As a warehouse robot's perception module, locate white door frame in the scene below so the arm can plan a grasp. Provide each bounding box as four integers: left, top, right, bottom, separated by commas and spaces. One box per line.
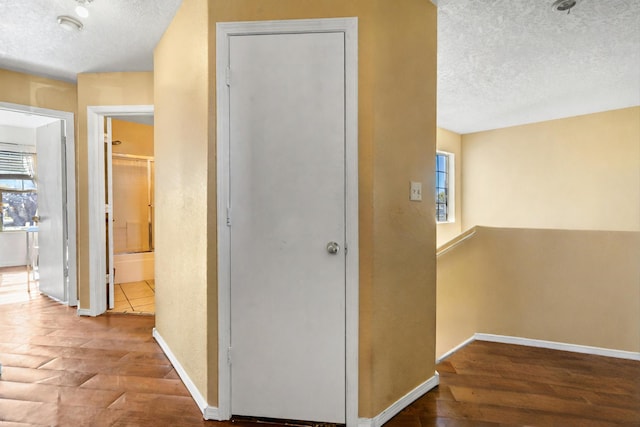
216, 18, 359, 425
86, 105, 153, 316
0, 101, 77, 307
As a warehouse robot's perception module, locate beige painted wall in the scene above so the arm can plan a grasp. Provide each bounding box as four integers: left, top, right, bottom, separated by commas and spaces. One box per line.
436, 127, 462, 247
437, 226, 640, 358
76, 72, 154, 308
369, 0, 437, 417
0, 69, 77, 114
154, 0, 211, 403
112, 119, 154, 157
155, 0, 437, 418
462, 107, 640, 232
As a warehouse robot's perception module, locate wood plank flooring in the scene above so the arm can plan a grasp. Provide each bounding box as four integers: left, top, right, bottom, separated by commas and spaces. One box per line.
1, 267, 639, 426
386, 341, 640, 427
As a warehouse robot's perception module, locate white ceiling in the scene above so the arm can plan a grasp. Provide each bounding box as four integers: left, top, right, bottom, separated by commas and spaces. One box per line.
437, 0, 640, 133
0, 0, 182, 82
0, 0, 638, 134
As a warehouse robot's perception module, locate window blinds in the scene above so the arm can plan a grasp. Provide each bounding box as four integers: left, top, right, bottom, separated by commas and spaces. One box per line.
0, 148, 36, 192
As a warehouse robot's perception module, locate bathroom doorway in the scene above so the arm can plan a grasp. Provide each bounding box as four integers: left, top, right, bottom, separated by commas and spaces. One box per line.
107, 116, 155, 314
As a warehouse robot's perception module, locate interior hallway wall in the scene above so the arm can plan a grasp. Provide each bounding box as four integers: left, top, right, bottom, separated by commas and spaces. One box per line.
461, 107, 640, 232
437, 226, 640, 357
0, 69, 77, 114
155, 0, 437, 418
154, 0, 211, 404
369, 0, 437, 417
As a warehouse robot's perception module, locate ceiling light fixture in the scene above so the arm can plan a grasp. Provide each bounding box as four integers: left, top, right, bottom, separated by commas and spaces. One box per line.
552, 0, 577, 14
75, 5, 89, 18
57, 15, 83, 31
75, 0, 93, 18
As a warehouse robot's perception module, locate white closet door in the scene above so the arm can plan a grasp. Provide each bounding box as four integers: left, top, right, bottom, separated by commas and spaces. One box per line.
229, 31, 347, 423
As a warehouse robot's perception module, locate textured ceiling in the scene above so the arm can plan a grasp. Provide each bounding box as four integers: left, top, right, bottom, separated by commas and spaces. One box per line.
438, 0, 640, 133
0, 1, 638, 134
0, 0, 182, 82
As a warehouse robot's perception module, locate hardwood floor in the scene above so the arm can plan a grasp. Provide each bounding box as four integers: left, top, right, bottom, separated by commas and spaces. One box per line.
1, 267, 639, 426
386, 340, 640, 427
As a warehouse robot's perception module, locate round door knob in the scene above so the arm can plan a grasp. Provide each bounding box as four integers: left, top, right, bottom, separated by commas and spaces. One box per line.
326, 241, 340, 255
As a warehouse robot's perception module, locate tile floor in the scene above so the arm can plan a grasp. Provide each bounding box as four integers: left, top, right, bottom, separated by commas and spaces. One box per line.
110, 280, 155, 314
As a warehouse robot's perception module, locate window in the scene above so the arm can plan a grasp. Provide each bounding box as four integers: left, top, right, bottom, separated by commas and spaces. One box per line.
0, 146, 37, 231
436, 151, 454, 223
1, 191, 38, 230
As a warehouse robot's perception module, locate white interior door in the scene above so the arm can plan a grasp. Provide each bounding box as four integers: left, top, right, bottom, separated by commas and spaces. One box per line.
35, 120, 67, 302
229, 32, 347, 423
105, 118, 114, 309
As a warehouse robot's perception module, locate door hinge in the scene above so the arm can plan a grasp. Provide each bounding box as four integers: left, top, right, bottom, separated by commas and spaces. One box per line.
225, 67, 231, 87
344, 243, 348, 255
226, 206, 231, 227
64, 266, 69, 278
105, 273, 110, 285
227, 347, 232, 365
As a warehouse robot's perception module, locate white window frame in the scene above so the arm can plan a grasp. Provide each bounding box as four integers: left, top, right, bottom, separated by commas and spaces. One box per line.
436, 150, 455, 224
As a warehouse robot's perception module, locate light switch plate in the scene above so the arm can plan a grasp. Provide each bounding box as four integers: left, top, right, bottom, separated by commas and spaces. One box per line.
410, 181, 422, 201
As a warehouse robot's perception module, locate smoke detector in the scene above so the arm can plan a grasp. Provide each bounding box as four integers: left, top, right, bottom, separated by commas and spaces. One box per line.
552, 0, 577, 13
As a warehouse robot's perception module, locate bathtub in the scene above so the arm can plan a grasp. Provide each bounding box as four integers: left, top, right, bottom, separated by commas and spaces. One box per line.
113, 252, 154, 284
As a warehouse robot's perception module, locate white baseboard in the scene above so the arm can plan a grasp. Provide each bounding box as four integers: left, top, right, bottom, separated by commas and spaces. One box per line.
76, 308, 92, 317
152, 328, 220, 420
357, 373, 439, 427
475, 333, 640, 361
436, 335, 475, 364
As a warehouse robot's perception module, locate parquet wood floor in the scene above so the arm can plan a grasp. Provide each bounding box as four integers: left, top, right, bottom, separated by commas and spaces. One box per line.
1, 268, 638, 426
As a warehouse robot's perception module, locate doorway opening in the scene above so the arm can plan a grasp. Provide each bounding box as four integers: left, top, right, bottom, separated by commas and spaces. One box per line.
0, 102, 77, 307
86, 105, 153, 317
108, 117, 155, 314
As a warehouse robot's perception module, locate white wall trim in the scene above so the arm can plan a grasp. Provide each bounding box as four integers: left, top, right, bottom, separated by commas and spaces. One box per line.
76, 308, 92, 317
436, 335, 475, 364
440, 333, 640, 362
216, 17, 359, 426
86, 105, 153, 316
475, 333, 640, 361
0, 101, 77, 307
357, 374, 440, 427
152, 328, 220, 420
435, 150, 455, 224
